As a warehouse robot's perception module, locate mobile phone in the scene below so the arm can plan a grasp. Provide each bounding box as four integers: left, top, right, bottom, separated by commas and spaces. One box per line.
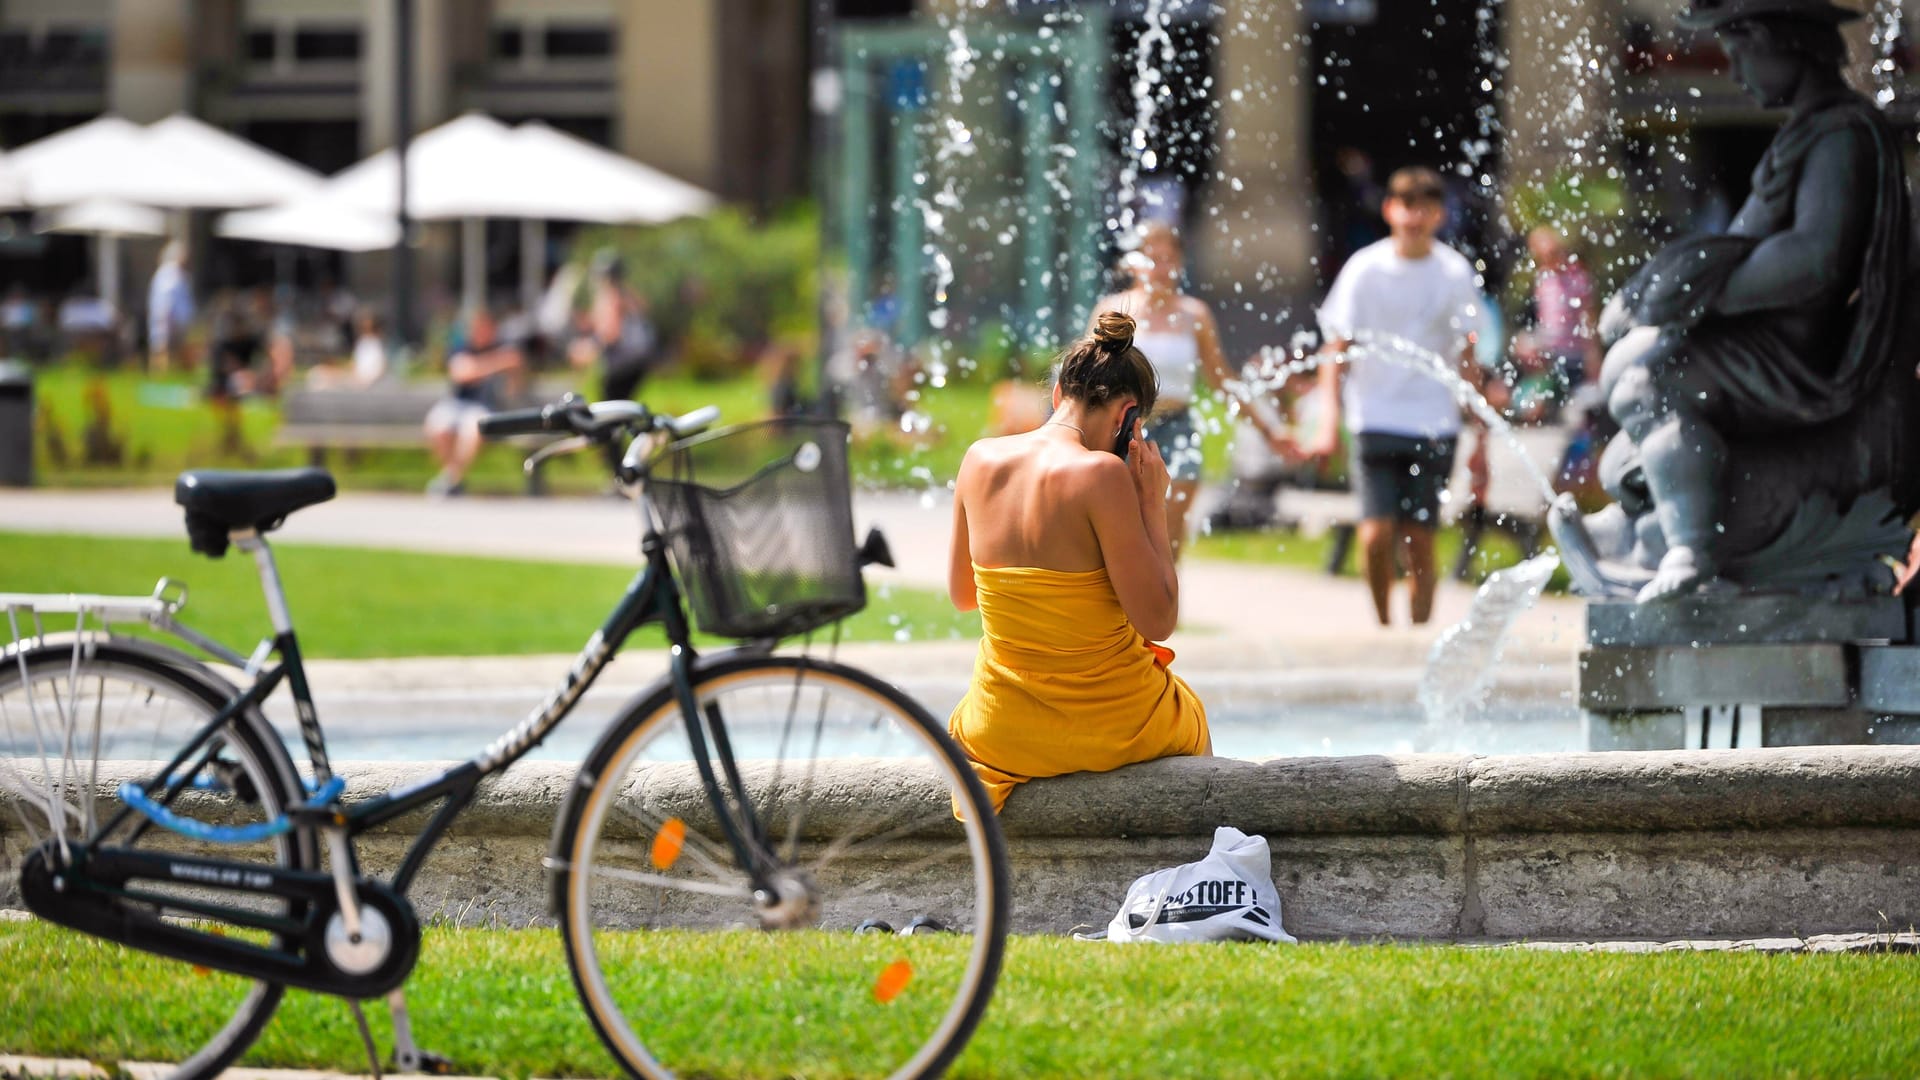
1113, 405, 1142, 460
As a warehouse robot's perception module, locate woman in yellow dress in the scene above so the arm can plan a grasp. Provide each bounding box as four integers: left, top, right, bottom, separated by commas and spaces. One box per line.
948, 311, 1212, 812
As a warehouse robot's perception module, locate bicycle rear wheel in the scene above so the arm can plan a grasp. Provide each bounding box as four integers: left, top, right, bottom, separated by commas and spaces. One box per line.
0, 640, 307, 1079
554, 654, 1009, 1080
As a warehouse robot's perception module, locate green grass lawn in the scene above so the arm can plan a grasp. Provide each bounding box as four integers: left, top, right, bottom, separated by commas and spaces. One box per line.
28, 362, 999, 495
30, 363, 777, 496
3, 919, 1916, 1078
0, 532, 979, 659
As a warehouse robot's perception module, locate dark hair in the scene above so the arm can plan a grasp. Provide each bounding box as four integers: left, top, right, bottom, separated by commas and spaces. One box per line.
1387, 166, 1448, 206
1056, 310, 1159, 414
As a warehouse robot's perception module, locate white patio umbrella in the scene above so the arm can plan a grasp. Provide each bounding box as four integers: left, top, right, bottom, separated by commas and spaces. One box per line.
323, 113, 527, 310
0, 151, 22, 210
8, 115, 213, 209
324, 112, 722, 310
508, 122, 718, 311
218, 196, 400, 252
143, 114, 323, 208
9, 114, 320, 211
511, 122, 717, 224
35, 198, 169, 314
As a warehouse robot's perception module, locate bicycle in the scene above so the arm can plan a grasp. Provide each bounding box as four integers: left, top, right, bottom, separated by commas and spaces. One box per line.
0, 396, 1010, 1079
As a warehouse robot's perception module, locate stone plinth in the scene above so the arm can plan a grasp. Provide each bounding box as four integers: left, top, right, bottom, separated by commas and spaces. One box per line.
1579, 596, 1920, 750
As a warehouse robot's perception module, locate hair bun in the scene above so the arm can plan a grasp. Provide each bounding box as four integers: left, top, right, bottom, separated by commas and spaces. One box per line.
1093, 310, 1137, 352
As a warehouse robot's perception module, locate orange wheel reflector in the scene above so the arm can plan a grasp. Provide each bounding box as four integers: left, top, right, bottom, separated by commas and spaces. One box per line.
873, 959, 913, 1004
651, 818, 687, 870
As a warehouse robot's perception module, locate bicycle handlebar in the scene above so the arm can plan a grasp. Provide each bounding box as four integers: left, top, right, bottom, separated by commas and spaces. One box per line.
478, 396, 720, 443
478, 399, 582, 438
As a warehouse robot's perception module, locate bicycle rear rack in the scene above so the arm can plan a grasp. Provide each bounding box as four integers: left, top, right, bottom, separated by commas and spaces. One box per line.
1, 578, 250, 669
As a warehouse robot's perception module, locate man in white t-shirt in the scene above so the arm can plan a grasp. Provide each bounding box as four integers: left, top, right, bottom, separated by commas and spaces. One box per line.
1306, 167, 1486, 627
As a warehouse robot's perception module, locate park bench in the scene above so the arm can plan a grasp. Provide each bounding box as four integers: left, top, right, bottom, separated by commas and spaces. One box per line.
276, 378, 580, 495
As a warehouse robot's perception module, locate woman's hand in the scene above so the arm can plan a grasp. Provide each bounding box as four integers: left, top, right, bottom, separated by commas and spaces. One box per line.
1129, 432, 1170, 509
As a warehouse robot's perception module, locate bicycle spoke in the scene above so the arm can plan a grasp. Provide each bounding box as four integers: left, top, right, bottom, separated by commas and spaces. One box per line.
807, 802, 957, 881
779, 682, 837, 864
829, 843, 978, 906
545, 856, 751, 900
606, 797, 738, 885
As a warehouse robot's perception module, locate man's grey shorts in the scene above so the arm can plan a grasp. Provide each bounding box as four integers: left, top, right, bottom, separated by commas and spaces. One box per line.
1146, 408, 1204, 483
1353, 432, 1456, 525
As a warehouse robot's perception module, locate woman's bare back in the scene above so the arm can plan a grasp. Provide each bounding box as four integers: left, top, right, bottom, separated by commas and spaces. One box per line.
959, 430, 1114, 573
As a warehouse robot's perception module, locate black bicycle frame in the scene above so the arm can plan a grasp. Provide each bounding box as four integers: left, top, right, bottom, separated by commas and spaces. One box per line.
83, 529, 781, 911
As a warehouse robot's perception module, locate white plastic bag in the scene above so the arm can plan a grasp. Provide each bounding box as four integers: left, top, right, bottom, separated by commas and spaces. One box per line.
1098, 826, 1297, 944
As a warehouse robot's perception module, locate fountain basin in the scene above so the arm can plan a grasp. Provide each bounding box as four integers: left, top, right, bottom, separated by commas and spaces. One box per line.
8, 748, 1919, 941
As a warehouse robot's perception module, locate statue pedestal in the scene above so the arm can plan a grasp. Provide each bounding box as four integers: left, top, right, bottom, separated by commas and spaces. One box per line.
1579, 596, 1920, 750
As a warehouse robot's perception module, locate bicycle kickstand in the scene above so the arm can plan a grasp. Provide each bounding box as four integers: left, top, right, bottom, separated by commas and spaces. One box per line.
389, 988, 457, 1075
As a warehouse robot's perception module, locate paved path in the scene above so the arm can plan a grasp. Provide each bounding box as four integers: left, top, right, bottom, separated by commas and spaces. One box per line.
0, 487, 1584, 671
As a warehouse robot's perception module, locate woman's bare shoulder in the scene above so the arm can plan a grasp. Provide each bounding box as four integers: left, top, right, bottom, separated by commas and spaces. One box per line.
1051, 444, 1131, 499
958, 433, 1028, 484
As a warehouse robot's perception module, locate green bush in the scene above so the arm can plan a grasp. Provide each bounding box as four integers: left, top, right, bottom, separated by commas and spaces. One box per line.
576, 205, 821, 381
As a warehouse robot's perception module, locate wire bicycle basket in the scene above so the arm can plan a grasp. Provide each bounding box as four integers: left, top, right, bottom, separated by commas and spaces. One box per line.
645, 418, 866, 640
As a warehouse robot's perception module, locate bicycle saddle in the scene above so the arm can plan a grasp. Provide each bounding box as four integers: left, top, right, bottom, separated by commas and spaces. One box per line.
175, 468, 337, 557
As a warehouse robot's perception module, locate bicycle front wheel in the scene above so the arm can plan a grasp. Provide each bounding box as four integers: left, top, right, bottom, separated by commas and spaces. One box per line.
0, 640, 308, 1079
554, 654, 1009, 1080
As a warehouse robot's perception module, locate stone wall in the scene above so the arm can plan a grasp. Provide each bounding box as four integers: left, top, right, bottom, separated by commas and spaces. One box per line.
7, 748, 1920, 940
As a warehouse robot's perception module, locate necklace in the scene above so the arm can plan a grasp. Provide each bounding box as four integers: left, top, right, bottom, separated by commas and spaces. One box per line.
1045, 420, 1084, 436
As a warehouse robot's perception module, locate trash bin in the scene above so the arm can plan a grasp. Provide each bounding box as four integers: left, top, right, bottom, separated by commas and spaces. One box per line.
0, 360, 33, 487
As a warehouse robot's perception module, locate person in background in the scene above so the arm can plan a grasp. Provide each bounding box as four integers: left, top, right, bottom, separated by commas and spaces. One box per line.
1307, 166, 1488, 627
570, 250, 656, 404
1, 286, 41, 359
947, 311, 1209, 813
205, 290, 264, 402
424, 307, 524, 498
307, 309, 388, 390
1527, 225, 1601, 394
147, 241, 195, 375
569, 252, 658, 479
350, 310, 388, 387
1090, 222, 1296, 561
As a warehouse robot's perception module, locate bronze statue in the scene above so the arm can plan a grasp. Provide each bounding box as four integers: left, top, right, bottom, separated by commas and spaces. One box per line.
1552, 0, 1920, 602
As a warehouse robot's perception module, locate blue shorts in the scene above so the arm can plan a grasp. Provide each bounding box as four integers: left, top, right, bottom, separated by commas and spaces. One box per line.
1146, 408, 1204, 483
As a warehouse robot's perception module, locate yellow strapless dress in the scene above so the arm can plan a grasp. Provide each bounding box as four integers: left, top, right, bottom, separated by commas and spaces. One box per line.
948, 563, 1211, 812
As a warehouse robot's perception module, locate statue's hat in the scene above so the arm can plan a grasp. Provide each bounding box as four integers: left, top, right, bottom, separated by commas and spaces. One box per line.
1677, 0, 1863, 29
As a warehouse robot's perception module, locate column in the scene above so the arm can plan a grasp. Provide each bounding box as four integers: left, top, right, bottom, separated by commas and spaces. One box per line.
1500, 0, 1624, 196
362, 0, 458, 154
615, 0, 722, 191
358, 0, 459, 325
1194, 0, 1315, 320
109, 0, 192, 121
838, 59, 876, 326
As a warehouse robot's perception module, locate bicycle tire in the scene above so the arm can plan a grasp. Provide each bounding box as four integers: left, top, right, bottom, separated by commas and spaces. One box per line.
0, 640, 310, 1079
554, 653, 1010, 1080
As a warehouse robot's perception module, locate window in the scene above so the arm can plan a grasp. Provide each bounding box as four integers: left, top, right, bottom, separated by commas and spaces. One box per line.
544, 23, 613, 59
293, 27, 359, 62
244, 27, 276, 62
492, 24, 523, 60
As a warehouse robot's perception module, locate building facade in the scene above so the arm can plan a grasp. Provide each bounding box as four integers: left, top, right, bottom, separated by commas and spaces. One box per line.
0, 0, 814, 199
